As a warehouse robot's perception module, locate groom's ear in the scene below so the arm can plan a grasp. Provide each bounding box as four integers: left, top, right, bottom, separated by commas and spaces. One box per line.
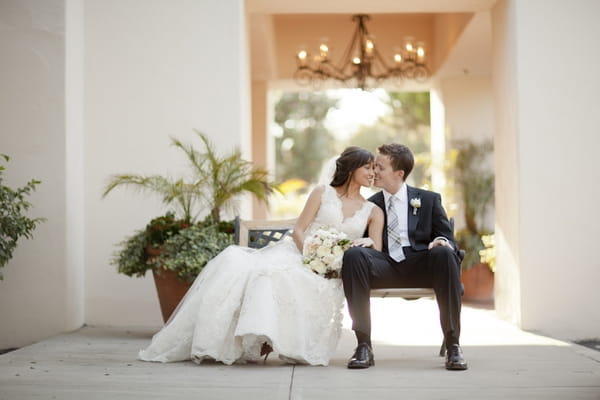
395, 169, 405, 181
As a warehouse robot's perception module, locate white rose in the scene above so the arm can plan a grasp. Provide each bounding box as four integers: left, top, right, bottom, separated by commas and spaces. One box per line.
310, 259, 327, 274
322, 238, 334, 248
316, 245, 331, 258
332, 245, 344, 258
330, 258, 342, 272
307, 241, 319, 253
315, 228, 328, 237
322, 253, 336, 267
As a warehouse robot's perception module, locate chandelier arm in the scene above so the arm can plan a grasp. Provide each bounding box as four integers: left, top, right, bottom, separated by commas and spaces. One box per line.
334, 19, 362, 80
357, 16, 369, 64
318, 61, 346, 81
373, 47, 394, 79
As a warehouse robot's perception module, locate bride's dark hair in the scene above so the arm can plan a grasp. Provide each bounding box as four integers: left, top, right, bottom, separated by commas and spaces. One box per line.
330, 147, 374, 189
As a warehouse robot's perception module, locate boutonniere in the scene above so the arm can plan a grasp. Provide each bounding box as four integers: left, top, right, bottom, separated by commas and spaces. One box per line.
410, 197, 421, 215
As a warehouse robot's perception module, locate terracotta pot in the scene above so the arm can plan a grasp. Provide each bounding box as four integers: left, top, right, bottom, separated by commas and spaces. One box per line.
151, 268, 192, 323
461, 262, 494, 303
146, 246, 192, 322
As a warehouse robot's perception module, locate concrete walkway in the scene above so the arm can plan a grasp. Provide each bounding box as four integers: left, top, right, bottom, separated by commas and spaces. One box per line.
1, 298, 599, 399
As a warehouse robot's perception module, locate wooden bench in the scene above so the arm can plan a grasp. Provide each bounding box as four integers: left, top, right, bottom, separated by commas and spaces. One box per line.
234, 217, 461, 356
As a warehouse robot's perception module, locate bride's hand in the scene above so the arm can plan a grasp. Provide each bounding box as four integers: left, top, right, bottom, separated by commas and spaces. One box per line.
352, 238, 374, 248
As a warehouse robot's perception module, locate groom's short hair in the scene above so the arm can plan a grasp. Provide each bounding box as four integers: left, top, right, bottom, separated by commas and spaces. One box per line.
378, 143, 414, 179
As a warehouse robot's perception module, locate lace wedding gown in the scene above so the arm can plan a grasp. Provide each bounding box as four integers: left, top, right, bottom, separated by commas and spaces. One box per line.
138, 185, 374, 366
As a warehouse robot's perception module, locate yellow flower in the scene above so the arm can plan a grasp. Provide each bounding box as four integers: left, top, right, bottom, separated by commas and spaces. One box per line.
479, 234, 496, 272
278, 178, 308, 195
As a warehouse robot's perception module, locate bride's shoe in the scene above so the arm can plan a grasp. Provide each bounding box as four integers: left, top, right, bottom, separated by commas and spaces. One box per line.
260, 342, 273, 363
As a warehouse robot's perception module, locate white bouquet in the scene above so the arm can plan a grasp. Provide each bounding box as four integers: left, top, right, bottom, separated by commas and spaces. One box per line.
302, 226, 352, 279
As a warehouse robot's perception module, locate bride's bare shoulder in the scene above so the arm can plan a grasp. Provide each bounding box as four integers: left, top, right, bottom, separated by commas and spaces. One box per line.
369, 203, 384, 218
309, 185, 328, 197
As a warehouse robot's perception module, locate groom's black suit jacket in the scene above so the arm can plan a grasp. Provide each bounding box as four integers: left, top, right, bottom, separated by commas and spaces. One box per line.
368, 186, 458, 256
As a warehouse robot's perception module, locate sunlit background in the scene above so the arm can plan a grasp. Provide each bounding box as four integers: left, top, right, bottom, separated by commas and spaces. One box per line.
268, 89, 447, 219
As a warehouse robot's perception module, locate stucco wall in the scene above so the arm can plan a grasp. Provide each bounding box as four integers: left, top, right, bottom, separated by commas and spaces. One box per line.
493, 0, 600, 339
491, 0, 522, 327
441, 77, 494, 231
0, 0, 82, 348
84, 0, 250, 328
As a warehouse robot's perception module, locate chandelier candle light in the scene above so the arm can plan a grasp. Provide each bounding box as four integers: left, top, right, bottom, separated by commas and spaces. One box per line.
295, 14, 429, 90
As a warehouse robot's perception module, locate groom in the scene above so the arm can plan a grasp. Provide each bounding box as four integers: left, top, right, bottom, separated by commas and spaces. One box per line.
341, 143, 467, 370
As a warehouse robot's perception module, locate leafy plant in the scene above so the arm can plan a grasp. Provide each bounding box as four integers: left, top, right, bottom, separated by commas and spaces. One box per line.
273, 92, 339, 183
153, 222, 234, 282
103, 130, 278, 224
172, 131, 279, 223
110, 216, 234, 281
104, 131, 277, 282
0, 154, 45, 279
145, 212, 190, 248
479, 234, 496, 273
452, 140, 495, 270
110, 228, 149, 278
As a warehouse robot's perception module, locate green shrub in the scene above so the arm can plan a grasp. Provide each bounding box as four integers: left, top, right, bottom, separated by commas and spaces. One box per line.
110, 214, 234, 282
153, 223, 234, 282
0, 155, 45, 279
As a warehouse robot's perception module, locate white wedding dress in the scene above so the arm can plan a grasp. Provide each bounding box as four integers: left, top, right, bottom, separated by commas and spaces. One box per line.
138, 185, 374, 366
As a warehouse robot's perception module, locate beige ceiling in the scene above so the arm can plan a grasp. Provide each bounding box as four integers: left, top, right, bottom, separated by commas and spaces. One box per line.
248, 0, 496, 83
246, 0, 498, 13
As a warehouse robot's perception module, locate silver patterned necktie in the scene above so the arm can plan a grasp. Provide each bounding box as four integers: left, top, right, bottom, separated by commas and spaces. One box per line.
387, 196, 405, 262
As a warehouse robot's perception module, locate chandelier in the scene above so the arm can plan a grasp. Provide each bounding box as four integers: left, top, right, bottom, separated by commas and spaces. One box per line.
294, 14, 429, 90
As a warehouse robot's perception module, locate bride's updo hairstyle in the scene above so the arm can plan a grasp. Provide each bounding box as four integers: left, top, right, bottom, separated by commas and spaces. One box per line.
330, 146, 374, 188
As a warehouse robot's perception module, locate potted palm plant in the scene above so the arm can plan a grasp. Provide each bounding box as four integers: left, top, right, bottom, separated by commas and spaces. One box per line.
452, 139, 495, 303
0, 154, 45, 280
103, 131, 278, 321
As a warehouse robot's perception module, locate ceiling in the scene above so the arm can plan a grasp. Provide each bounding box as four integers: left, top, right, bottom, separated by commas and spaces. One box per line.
246, 0, 498, 14
247, 0, 496, 83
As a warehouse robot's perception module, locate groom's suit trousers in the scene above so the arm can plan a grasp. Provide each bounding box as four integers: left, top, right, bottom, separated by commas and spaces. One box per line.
341, 245, 463, 348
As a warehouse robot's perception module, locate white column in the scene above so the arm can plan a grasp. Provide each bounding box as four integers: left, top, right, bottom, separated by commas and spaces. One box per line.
429, 88, 446, 193
492, 0, 600, 339
65, 0, 86, 332
491, 0, 522, 327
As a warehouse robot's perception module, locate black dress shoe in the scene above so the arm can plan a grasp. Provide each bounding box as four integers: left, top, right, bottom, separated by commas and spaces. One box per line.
347, 343, 374, 369
445, 344, 468, 370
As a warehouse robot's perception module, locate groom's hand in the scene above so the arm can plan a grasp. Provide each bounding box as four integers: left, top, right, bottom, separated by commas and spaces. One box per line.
352, 238, 374, 248
428, 238, 453, 250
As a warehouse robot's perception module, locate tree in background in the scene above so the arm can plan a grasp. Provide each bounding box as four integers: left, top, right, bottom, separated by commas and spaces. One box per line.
346, 92, 431, 188
270, 90, 432, 218
273, 92, 339, 183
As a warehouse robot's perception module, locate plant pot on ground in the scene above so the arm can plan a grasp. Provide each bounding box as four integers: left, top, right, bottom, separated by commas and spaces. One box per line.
112, 214, 234, 322
452, 139, 495, 303
461, 262, 494, 303
103, 131, 278, 322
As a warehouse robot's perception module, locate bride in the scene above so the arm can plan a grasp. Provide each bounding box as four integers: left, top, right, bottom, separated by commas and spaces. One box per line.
138, 146, 384, 366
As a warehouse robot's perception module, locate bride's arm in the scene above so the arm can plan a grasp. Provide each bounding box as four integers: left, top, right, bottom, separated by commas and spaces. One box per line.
367, 206, 384, 251
291, 185, 326, 253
